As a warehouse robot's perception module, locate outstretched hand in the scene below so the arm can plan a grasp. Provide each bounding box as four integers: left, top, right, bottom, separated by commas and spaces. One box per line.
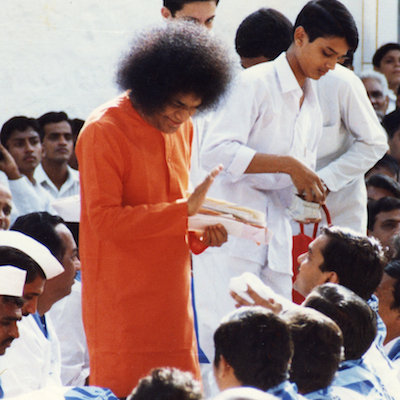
187, 164, 223, 216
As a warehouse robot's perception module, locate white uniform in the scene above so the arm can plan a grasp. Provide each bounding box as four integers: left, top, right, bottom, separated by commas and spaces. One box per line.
0, 314, 62, 398
48, 281, 89, 386
299, 64, 388, 236
34, 164, 80, 200
194, 52, 322, 361
8, 175, 56, 223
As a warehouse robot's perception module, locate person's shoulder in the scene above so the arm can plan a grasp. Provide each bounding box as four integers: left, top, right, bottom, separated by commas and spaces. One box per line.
319, 64, 361, 87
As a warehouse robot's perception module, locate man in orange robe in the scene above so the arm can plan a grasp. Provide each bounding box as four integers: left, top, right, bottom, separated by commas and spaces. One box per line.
76, 22, 232, 398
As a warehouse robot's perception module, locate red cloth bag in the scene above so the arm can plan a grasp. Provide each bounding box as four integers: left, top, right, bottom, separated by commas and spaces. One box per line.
292, 204, 331, 304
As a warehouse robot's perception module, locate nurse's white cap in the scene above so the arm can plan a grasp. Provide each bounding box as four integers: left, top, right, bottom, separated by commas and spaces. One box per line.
0, 231, 64, 279
0, 266, 27, 297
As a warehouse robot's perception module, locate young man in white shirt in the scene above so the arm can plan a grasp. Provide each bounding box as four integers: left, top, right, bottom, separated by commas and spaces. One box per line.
35, 112, 80, 200
0, 117, 55, 221
193, 0, 358, 363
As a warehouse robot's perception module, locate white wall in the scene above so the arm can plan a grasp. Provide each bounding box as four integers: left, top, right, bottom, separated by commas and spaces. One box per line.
0, 0, 398, 127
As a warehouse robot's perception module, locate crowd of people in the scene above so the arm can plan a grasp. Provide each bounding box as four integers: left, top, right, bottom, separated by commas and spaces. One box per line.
2, 0, 400, 399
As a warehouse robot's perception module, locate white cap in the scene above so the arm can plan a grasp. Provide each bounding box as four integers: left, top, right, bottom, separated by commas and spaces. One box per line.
0, 266, 27, 297
0, 231, 64, 279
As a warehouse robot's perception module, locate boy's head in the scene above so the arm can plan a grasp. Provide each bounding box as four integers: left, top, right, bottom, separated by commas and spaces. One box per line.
213, 307, 292, 392
162, 1, 219, 30
294, 0, 358, 52
289, 0, 358, 82
235, 8, 293, 69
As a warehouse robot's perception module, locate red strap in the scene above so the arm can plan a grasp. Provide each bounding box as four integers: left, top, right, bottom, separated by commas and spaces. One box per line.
300, 204, 332, 239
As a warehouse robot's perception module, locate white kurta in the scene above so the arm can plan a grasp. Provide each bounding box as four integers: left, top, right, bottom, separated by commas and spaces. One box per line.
48, 281, 90, 386
8, 175, 56, 223
193, 53, 322, 363
0, 314, 62, 398
34, 164, 80, 200
299, 64, 388, 236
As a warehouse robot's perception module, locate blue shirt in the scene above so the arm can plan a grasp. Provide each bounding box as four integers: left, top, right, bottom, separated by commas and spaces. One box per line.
267, 381, 306, 399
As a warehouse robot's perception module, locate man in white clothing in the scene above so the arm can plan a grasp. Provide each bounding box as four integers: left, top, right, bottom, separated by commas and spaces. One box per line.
35, 112, 80, 200
0, 231, 64, 398
0, 117, 55, 222
194, 0, 357, 362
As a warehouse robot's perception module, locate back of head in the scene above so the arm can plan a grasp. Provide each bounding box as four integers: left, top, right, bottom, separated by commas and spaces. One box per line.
366, 174, 400, 199
319, 227, 386, 300
0, 246, 44, 284
384, 260, 400, 310
235, 8, 293, 60
294, 0, 358, 52
304, 283, 377, 360
117, 22, 231, 117
373, 43, 400, 68
37, 111, 71, 141
382, 109, 400, 140
127, 367, 202, 400
368, 196, 400, 231
11, 212, 66, 262
0, 116, 39, 147
282, 308, 343, 394
214, 307, 292, 391
163, 0, 219, 16
366, 154, 400, 182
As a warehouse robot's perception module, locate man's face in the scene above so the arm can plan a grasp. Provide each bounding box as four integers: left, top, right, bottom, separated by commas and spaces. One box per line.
375, 273, 400, 342
389, 128, 400, 164
162, 1, 217, 30
21, 275, 45, 316
44, 224, 79, 303
376, 49, 400, 89
0, 184, 12, 230
0, 298, 22, 355
145, 93, 202, 134
362, 78, 389, 120
368, 209, 400, 254
5, 128, 42, 176
294, 234, 332, 297
294, 28, 350, 81
42, 121, 74, 164
367, 185, 397, 202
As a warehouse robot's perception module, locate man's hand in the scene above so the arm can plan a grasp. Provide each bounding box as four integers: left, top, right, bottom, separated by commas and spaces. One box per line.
0, 144, 20, 180
230, 284, 283, 314
288, 158, 326, 204
187, 164, 223, 216
194, 224, 228, 247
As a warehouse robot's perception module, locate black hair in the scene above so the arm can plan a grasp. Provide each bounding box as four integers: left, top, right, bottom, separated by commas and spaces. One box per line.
11, 212, 66, 262
368, 196, 400, 231
304, 283, 377, 360
0, 247, 45, 284
283, 308, 343, 394
235, 8, 293, 60
373, 43, 400, 68
163, 0, 219, 16
127, 368, 202, 400
319, 227, 386, 300
382, 109, 400, 139
384, 260, 400, 310
366, 154, 400, 182
37, 111, 72, 141
294, 0, 358, 52
366, 174, 400, 199
0, 116, 39, 148
213, 307, 292, 391
117, 22, 232, 117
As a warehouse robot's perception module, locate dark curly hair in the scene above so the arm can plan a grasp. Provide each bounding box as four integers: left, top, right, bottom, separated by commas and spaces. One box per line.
117, 22, 232, 117
127, 367, 202, 400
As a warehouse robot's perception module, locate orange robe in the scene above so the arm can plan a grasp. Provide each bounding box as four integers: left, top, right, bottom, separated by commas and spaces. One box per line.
76, 93, 200, 397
